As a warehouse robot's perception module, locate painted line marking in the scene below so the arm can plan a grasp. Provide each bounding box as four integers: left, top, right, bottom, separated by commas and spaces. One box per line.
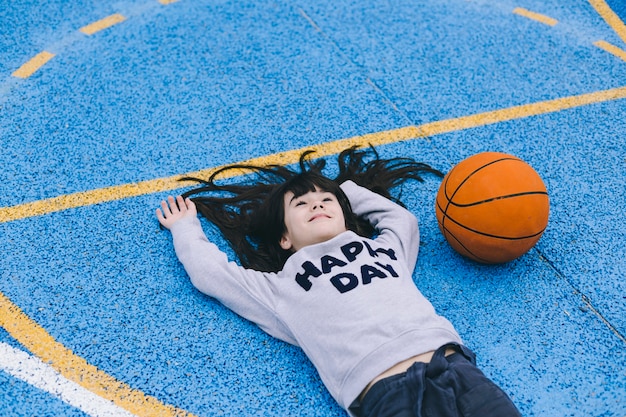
0, 292, 197, 417
589, 0, 626, 45
2, 87, 626, 222
513, 7, 558, 26
159, 0, 180, 4
1, 85, 626, 224
11, 51, 56, 79
0, 342, 138, 417
594, 40, 626, 61
79, 14, 127, 35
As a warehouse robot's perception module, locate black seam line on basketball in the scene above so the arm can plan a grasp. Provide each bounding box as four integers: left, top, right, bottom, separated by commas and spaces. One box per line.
437, 212, 547, 240
445, 190, 549, 208
441, 157, 520, 218
439, 223, 492, 263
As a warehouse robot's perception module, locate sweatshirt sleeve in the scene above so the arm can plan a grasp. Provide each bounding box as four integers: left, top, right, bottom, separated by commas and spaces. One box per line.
340, 180, 420, 273
168, 216, 296, 345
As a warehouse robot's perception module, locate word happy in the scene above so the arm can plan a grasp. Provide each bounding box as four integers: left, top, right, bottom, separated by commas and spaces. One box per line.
295, 240, 399, 293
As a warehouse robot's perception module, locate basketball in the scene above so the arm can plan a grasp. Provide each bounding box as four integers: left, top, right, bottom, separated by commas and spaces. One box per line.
435, 152, 549, 264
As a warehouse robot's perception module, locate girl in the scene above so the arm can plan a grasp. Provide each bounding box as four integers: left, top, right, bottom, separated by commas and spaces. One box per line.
156, 147, 521, 417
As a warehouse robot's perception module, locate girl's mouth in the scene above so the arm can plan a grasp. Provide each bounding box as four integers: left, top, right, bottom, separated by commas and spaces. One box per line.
309, 214, 331, 222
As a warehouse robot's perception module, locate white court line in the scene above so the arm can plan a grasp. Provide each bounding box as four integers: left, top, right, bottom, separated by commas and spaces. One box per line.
0, 342, 137, 417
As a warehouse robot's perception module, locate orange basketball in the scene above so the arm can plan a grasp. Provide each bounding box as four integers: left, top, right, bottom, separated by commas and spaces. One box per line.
435, 152, 549, 264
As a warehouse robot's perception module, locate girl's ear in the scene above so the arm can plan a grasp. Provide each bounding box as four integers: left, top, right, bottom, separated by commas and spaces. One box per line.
279, 234, 292, 251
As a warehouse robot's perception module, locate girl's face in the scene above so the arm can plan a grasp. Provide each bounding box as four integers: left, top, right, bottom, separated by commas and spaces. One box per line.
279, 187, 348, 252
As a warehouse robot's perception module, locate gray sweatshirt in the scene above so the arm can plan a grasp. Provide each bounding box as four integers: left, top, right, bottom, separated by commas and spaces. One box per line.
169, 180, 461, 412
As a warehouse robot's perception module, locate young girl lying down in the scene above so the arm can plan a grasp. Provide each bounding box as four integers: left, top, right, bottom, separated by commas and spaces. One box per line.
156, 147, 521, 417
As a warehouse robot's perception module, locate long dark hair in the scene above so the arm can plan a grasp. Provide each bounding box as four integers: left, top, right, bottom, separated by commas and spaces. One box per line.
181, 146, 442, 272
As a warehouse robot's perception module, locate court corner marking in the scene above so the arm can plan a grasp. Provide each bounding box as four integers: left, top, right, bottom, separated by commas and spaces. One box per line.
0, 291, 198, 417
589, 0, 626, 45
594, 40, 626, 61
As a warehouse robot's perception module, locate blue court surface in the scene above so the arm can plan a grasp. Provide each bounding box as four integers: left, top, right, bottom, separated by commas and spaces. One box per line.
1, 0, 625, 416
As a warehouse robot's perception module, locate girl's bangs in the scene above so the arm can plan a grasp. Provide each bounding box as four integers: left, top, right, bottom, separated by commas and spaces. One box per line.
283, 173, 340, 198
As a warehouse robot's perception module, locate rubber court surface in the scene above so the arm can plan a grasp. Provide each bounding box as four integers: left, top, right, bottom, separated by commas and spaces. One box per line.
1, 0, 626, 415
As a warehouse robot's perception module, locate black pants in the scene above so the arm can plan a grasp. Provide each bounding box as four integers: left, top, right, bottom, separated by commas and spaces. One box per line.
353, 344, 522, 417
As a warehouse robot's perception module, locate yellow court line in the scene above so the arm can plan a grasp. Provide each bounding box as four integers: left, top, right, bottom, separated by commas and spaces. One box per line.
2, 85, 626, 224
594, 40, 626, 61
12, 51, 56, 79
513, 7, 558, 26
589, 0, 626, 45
0, 292, 196, 417
79, 13, 127, 35
159, 0, 180, 4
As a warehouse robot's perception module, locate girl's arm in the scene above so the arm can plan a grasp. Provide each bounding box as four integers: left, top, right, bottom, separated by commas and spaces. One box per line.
340, 181, 420, 272
157, 196, 296, 345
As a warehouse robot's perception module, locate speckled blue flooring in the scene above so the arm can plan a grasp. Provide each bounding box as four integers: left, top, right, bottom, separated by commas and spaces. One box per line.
1, 0, 625, 416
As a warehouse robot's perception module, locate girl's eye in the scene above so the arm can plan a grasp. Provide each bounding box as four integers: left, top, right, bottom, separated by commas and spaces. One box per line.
295, 201, 306, 207
323, 197, 334, 202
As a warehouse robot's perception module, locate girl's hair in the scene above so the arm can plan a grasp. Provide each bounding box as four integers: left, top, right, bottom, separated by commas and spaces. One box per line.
181, 146, 442, 272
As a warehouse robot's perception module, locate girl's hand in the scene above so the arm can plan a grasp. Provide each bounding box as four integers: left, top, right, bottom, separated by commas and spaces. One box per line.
156, 195, 197, 230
